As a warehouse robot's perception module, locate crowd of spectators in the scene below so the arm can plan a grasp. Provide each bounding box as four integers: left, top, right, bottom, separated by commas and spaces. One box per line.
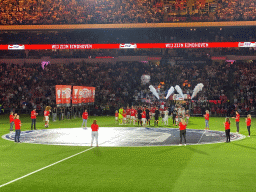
0, 0, 256, 25
1, 60, 255, 116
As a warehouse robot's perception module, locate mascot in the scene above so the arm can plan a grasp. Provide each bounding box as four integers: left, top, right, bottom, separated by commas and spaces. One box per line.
44, 106, 52, 128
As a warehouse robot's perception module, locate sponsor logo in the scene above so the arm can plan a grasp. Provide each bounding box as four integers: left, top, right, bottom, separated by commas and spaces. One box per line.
238, 42, 256, 47
119, 44, 137, 49
8, 45, 25, 50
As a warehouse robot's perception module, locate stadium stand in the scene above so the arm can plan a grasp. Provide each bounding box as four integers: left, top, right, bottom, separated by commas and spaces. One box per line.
0, 0, 256, 25
0, 60, 255, 116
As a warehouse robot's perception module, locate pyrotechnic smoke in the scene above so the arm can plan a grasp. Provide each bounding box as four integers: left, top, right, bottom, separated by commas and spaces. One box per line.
166, 86, 174, 100
191, 83, 204, 99
175, 85, 184, 100
149, 85, 160, 100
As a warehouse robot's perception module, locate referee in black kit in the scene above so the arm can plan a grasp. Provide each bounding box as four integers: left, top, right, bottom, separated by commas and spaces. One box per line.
137, 106, 142, 126
145, 106, 150, 126
154, 107, 160, 126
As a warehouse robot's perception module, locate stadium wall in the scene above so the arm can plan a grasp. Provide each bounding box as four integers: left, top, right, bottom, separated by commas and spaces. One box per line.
1, 21, 256, 31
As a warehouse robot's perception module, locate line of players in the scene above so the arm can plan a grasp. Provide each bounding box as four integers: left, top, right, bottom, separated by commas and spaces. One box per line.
115, 105, 190, 127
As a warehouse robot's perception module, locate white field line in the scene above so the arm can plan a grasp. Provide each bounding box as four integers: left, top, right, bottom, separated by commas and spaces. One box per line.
0, 147, 95, 188
197, 130, 206, 144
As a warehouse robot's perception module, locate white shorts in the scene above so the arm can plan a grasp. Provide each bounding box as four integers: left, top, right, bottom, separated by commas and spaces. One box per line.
131, 116, 135, 120
142, 118, 146, 124
123, 118, 126, 121
152, 113, 155, 117
45, 116, 49, 122
115, 117, 118, 121
126, 115, 130, 119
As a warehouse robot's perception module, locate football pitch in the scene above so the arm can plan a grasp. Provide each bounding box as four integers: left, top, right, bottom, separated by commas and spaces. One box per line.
0, 115, 255, 192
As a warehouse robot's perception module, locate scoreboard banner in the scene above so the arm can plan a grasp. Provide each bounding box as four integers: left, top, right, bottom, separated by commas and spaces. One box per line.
72, 86, 81, 106
55, 85, 72, 107
57, 85, 95, 106
1, 42, 256, 50
55, 85, 63, 107
82, 86, 96, 104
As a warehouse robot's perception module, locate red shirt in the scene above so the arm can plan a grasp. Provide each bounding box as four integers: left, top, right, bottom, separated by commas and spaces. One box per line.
82, 112, 88, 119
115, 112, 118, 117
246, 118, 251, 126
126, 109, 131, 115
205, 113, 209, 121
9, 115, 14, 123
91, 124, 99, 132
44, 111, 50, 117
14, 119, 21, 130
225, 122, 230, 130
235, 114, 240, 122
142, 111, 146, 118
179, 122, 186, 130
31, 111, 37, 119
123, 113, 126, 118
131, 109, 136, 116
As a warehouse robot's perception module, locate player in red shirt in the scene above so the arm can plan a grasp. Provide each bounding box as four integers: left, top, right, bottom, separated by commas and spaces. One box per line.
224, 117, 231, 142
126, 107, 131, 124
130, 106, 136, 125
141, 110, 146, 127
9, 112, 15, 133
246, 114, 251, 137
91, 119, 99, 147
82, 109, 89, 128
115, 110, 119, 124
179, 119, 187, 146
232, 111, 240, 133
44, 110, 50, 128
31, 108, 38, 130
204, 110, 210, 130
123, 111, 127, 125
14, 115, 22, 143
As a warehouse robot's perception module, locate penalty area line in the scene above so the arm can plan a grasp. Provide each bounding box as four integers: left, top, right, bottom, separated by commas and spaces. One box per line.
0, 147, 95, 188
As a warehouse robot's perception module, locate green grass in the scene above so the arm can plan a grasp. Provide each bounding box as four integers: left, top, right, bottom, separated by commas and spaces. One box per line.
0, 114, 255, 192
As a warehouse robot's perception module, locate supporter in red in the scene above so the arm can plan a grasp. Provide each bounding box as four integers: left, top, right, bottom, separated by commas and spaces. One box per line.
14, 115, 22, 143
9, 112, 15, 133
220, 108, 224, 117
246, 114, 251, 137
211, 106, 215, 116
204, 110, 210, 130
179, 119, 187, 146
216, 107, 220, 117
82, 109, 88, 128
224, 117, 231, 142
31, 108, 38, 130
91, 119, 99, 147
232, 111, 240, 133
